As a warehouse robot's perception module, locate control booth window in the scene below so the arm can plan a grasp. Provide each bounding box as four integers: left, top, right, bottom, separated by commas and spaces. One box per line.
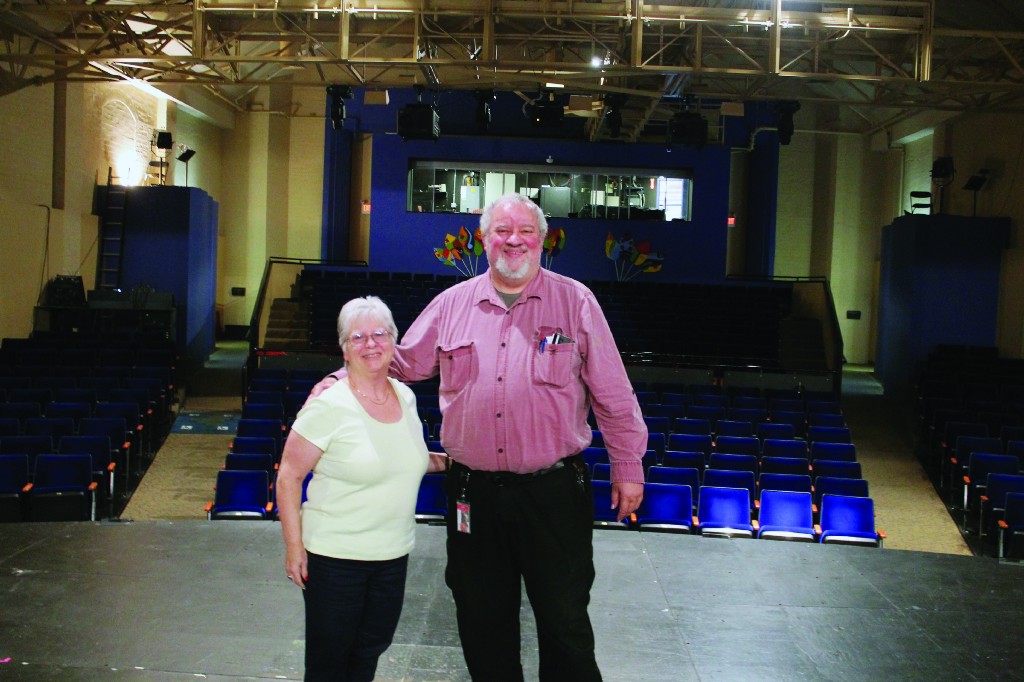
408, 161, 692, 221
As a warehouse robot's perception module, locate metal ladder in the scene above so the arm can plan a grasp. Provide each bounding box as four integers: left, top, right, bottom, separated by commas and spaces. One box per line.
96, 168, 128, 290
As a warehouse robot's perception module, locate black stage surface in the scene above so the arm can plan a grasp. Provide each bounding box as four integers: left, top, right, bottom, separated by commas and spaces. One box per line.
2, 522, 1023, 681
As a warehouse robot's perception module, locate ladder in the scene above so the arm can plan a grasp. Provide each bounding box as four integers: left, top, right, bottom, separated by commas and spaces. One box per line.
96, 168, 128, 290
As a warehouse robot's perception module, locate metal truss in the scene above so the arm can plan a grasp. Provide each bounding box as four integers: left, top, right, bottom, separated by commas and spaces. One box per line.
2, 0, 1023, 137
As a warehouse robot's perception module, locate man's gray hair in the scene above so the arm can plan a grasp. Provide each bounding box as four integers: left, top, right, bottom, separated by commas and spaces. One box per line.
479, 192, 548, 240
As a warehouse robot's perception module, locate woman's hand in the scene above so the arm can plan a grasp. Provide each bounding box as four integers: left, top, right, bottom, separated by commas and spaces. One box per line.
284, 544, 308, 590
278, 430, 323, 591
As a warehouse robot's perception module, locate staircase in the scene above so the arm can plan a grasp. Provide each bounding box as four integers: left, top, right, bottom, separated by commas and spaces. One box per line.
263, 298, 309, 350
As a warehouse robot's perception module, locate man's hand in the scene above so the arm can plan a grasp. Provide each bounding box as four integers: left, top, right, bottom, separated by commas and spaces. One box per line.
304, 369, 344, 405
610, 481, 644, 522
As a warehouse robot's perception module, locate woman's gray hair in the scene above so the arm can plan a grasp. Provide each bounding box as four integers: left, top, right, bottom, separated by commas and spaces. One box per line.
336, 295, 399, 354
479, 192, 548, 240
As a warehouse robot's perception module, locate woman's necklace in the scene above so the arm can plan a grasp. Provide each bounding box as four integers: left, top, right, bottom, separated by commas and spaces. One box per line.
350, 378, 391, 405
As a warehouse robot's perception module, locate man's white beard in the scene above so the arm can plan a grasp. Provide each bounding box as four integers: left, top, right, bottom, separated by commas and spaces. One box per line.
493, 253, 532, 281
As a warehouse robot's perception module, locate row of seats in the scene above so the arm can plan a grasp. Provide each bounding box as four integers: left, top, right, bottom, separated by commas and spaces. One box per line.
638, 428, 852, 458
0, 335, 175, 369
0, 335, 176, 521
222, 371, 877, 551
298, 270, 797, 367
0, 452, 101, 522
915, 345, 1024, 558
415, 472, 885, 546
604, 484, 884, 546
584, 449, 866, 518
0, 430, 129, 520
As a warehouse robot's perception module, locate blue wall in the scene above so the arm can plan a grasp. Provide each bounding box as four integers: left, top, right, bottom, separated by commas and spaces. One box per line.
323, 88, 784, 283
876, 214, 1011, 396
120, 186, 219, 362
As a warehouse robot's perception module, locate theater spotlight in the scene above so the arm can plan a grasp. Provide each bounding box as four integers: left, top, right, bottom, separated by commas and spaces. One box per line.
931, 156, 955, 184
775, 100, 801, 145
154, 131, 173, 150
475, 90, 495, 133
326, 85, 352, 130
604, 94, 625, 138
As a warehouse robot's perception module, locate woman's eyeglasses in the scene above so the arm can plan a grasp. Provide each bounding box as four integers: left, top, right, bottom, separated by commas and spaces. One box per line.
345, 329, 393, 347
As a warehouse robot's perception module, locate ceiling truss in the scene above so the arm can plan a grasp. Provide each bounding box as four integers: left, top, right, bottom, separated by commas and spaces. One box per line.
2, 1, 1024, 137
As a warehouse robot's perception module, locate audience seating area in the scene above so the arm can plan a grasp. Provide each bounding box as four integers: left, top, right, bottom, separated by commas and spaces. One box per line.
217, 368, 884, 548
297, 270, 795, 368
915, 344, 1024, 558
0, 334, 177, 521
580, 383, 882, 546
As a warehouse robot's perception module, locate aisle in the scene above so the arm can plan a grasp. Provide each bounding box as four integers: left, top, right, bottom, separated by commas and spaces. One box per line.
841, 366, 971, 555
122, 399, 238, 520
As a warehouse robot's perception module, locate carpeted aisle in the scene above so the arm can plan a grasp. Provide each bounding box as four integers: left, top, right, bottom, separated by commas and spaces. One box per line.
122, 399, 240, 520
841, 366, 972, 555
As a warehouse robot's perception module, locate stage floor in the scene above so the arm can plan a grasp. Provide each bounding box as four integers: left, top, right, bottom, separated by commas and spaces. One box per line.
2, 521, 1023, 681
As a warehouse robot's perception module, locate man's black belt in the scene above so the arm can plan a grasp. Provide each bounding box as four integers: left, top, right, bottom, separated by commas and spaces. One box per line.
451, 453, 583, 486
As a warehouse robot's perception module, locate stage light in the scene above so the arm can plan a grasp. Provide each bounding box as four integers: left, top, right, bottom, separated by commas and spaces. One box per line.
475, 90, 494, 133
776, 100, 801, 145
327, 85, 352, 130
604, 94, 625, 138
155, 131, 173, 150
931, 156, 955, 183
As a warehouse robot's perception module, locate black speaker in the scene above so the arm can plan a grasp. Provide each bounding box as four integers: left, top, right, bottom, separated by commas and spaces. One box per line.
155, 131, 173, 150
931, 156, 955, 181
397, 103, 440, 141
669, 111, 707, 147
43, 275, 86, 307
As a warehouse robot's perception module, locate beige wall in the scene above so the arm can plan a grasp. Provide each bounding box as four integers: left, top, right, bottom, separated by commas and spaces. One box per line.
172, 107, 225, 201
0, 80, 327, 339
0, 83, 108, 340
777, 109, 1024, 366
0, 86, 53, 338
287, 87, 328, 261
828, 137, 894, 364
775, 127, 904, 365
775, 133, 816, 278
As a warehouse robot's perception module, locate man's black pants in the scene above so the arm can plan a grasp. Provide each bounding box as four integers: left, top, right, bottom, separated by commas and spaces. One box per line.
445, 456, 602, 682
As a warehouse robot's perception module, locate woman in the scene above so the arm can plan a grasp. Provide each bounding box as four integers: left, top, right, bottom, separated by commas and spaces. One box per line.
277, 295, 447, 682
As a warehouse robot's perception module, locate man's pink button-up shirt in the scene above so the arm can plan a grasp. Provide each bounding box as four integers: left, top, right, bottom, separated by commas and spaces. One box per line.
391, 268, 646, 484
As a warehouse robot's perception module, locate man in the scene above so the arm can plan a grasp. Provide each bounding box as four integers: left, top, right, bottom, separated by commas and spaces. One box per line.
319, 192, 646, 681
